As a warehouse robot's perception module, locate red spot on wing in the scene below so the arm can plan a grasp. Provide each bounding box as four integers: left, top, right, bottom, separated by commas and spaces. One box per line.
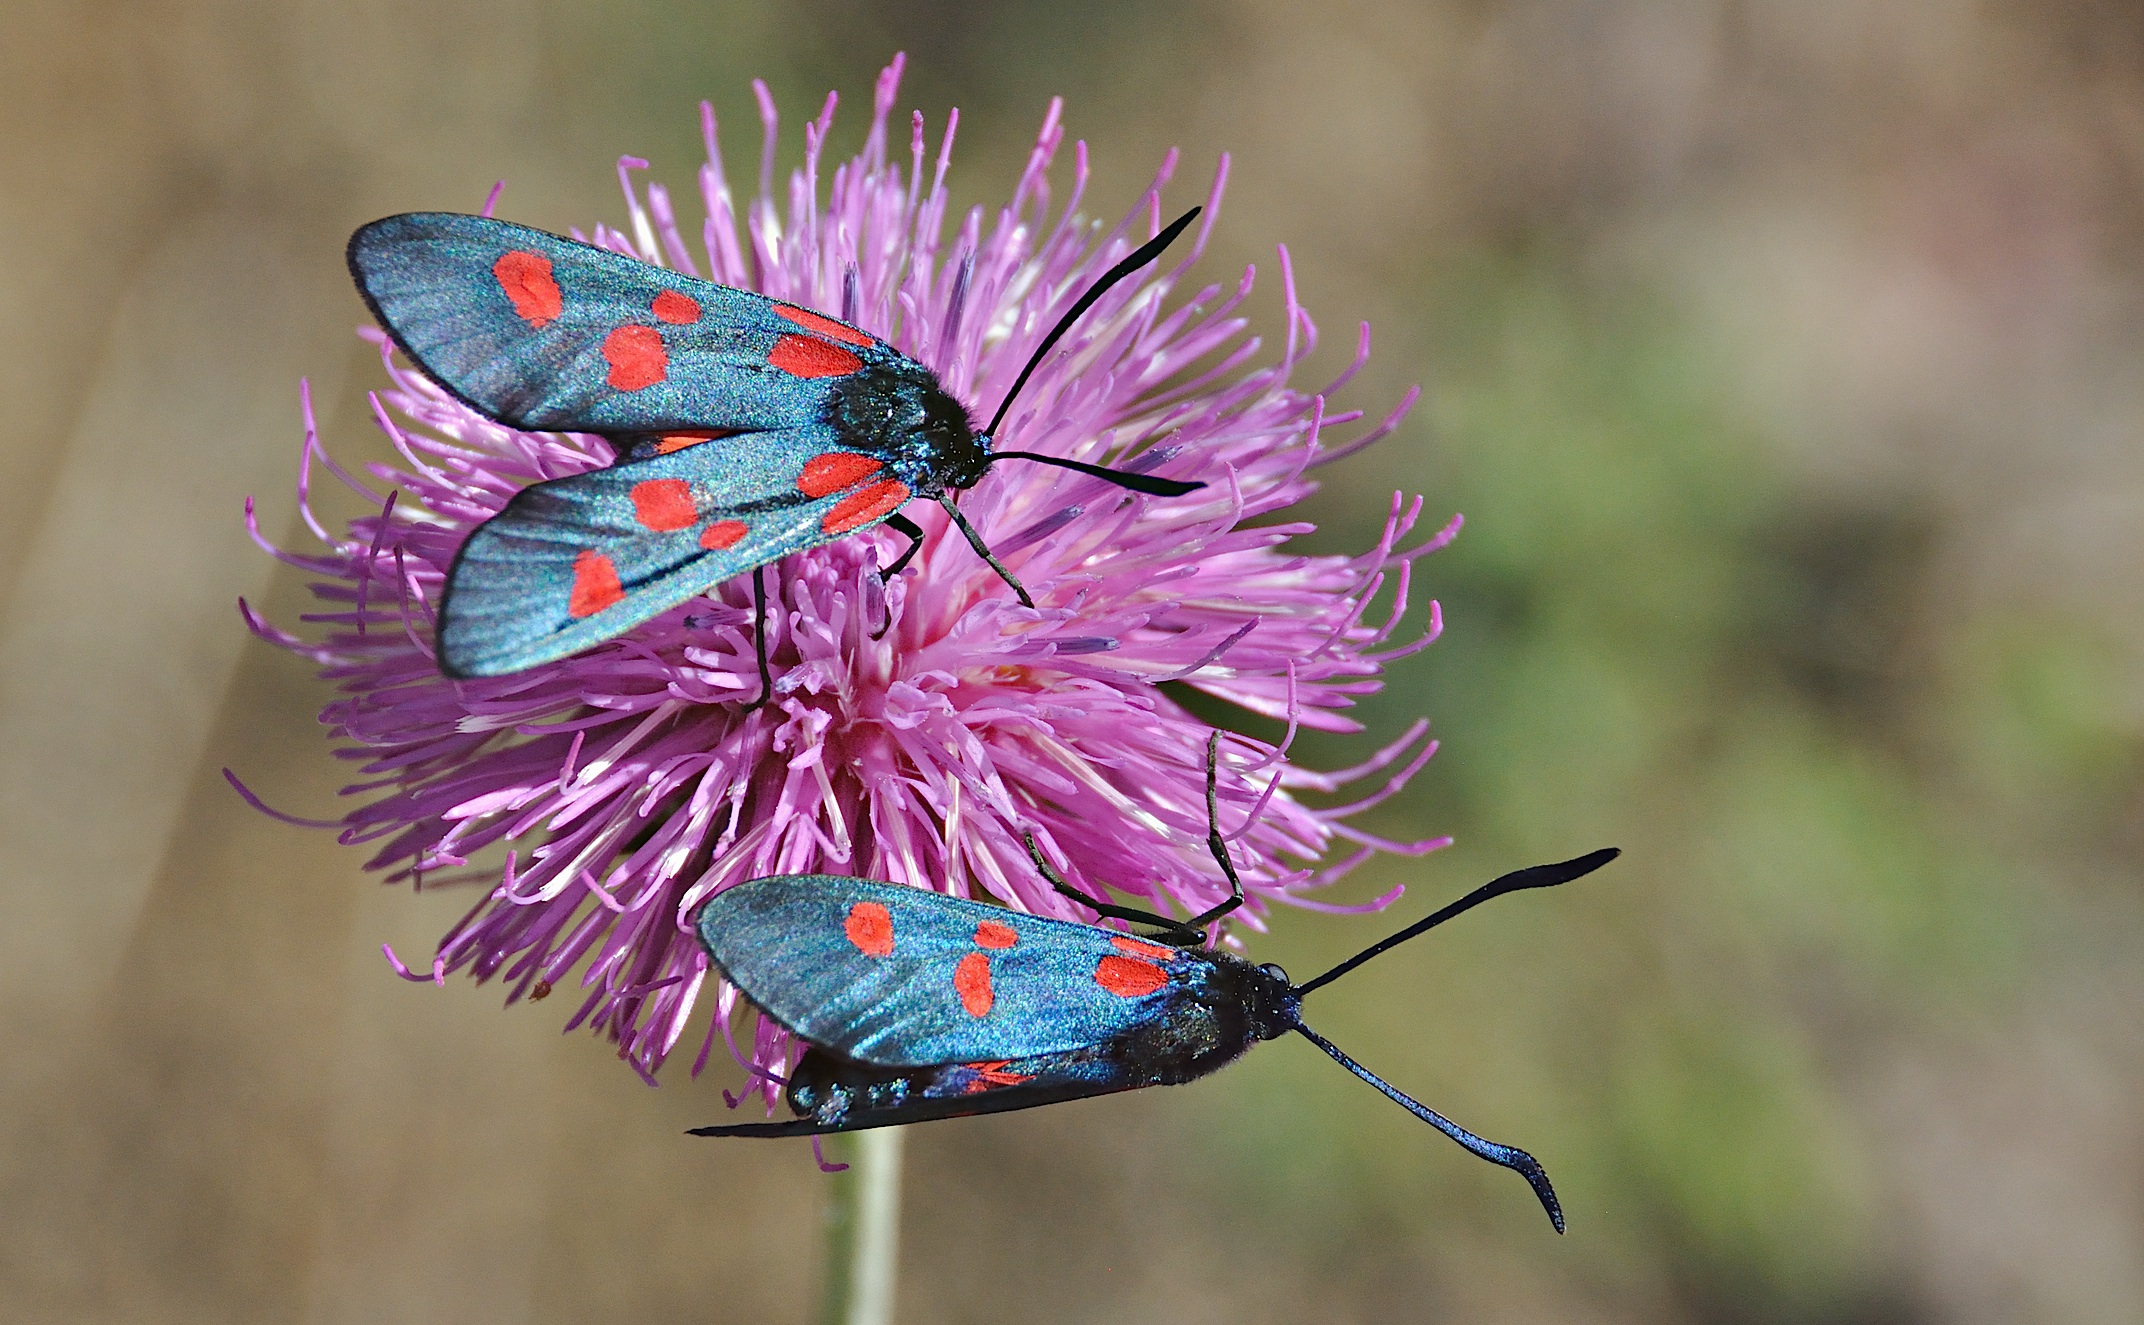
821, 480, 912, 536
698, 520, 748, 551
1111, 935, 1176, 962
962, 1060, 1034, 1093
844, 902, 893, 957
974, 920, 1018, 950
1095, 954, 1168, 998
651, 289, 701, 324
768, 334, 862, 379
567, 550, 624, 618
656, 429, 738, 455
629, 478, 696, 532
954, 952, 994, 1017
796, 452, 884, 498
774, 304, 874, 347
603, 325, 667, 390
493, 250, 562, 327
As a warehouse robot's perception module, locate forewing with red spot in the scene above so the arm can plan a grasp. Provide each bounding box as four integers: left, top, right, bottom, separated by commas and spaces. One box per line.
696, 875, 1218, 1069
349, 212, 906, 434
438, 421, 918, 677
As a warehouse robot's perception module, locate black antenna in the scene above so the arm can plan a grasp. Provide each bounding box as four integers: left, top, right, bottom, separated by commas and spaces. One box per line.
1293, 848, 1619, 998
937, 206, 1205, 602
1284, 846, 1616, 1234
1294, 1023, 1566, 1233
988, 450, 1201, 497
984, 205, 1204, 440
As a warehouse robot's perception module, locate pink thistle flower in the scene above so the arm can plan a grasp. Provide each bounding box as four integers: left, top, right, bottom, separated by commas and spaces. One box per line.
240, 55, 1456, 1098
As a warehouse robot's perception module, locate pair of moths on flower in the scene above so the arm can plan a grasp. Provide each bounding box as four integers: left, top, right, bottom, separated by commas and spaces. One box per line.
349, 193, 1613, 1232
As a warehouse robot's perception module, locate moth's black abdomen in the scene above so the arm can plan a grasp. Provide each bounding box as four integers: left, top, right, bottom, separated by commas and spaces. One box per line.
773, 985, 1275, 1134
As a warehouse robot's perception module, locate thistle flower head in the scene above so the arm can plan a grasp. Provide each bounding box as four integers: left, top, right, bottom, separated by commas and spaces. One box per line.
244, 55, 1454, 1097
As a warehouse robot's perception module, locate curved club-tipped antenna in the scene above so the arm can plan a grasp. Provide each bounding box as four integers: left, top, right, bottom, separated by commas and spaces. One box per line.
982, 205, 1207, 499
1284, 846, 1621, 1233
1295, 1023, 1567, 1233
1294, 848, 1620, 997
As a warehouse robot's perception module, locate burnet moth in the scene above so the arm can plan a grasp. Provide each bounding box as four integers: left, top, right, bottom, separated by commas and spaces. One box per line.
693, 733, 1620, 1232
346, 205, 1205, 690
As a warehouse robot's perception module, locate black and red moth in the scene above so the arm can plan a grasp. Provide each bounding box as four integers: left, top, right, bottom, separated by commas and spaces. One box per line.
346, 207, 1203, 684
694, 743, 1619, 1232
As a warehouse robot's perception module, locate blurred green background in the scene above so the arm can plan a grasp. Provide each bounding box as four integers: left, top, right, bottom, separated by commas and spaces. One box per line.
4, 2, 2140, 1321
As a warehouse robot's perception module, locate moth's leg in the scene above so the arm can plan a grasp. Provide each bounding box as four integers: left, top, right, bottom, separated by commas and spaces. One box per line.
1031, 731, 1245, 944
746, 565, 773, 710
878, 512, 926, 581
872, 512, 925, 641
1182, 730, 1245, 931
1024, 831, 1200, 946
936, 494, 1033, 608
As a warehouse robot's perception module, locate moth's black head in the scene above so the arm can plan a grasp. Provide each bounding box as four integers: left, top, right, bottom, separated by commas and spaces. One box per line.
929, 414, 990, 491
825, 366, 987, 492
1242, 960, 1302, 1042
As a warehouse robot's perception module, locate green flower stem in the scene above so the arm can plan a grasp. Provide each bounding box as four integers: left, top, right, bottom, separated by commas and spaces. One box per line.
819, 1127, 905, 1325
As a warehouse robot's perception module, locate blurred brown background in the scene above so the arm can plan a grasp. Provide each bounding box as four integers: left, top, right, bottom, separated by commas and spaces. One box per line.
4, 2, 2141, 1321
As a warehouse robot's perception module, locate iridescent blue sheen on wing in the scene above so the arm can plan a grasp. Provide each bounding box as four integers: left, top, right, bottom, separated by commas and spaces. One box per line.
697, 876, 1215, 1068
348, 212, 988, 678
348, 213, 898, 432
436, 425, 892, 677
694, 848, 1615, 1236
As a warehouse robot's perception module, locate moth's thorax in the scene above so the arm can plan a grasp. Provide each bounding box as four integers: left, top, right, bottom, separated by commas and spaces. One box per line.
825, 365, 988, 492
1103, 948, 1289, 1085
